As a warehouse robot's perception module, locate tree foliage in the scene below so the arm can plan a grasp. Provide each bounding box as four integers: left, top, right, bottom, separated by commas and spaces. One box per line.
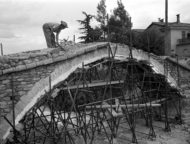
96, 0, 107, 36
77, 0, 132, 44
77, 11, 94, 43
135, 30, 164, 55
78, 11, 102, 43
90, 27, 103, 41
108, 0, 132, 44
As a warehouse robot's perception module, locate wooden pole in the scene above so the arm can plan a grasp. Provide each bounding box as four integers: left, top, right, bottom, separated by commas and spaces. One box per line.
107, 14, 110, 42
73, 35, 75, 43
129, 17, 133, 59
165, 0, 168, 26
0, 43, 3, 56
85, 103, 161, 109
164, 0, 168, 55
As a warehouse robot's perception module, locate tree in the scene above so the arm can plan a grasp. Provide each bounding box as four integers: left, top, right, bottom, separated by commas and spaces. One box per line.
78, 11, 102, 43
96, 0, 107, 39
108, 0, 132, 44
77, 11, 94, 43
136, 30, 164, 55
90, 27, 103, 41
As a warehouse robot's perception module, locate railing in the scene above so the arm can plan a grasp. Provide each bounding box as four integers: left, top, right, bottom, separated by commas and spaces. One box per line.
178, 38, 190, 45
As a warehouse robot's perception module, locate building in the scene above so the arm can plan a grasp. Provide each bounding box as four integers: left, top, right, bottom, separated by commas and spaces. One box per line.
146, 15, 190, 56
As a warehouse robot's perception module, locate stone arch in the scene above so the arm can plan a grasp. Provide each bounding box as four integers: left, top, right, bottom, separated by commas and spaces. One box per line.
0, 43, 177, 141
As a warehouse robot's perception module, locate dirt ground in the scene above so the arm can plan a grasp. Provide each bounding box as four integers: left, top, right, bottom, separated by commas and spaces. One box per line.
74, 119, 190, 144
6, 118, 190, 144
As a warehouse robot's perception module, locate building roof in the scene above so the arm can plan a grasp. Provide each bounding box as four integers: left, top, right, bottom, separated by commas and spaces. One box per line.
132, 29, 145, 33
147, 22, 190, 30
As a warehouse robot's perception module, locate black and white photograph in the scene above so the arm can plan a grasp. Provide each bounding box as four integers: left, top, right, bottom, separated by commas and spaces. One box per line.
0, 0, 190, 143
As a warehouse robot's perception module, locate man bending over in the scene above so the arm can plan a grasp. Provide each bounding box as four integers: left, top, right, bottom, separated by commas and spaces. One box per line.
43, 21, 68, 48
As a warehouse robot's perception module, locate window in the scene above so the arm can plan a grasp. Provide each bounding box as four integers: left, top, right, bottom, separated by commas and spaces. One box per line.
187, 33, 190, 39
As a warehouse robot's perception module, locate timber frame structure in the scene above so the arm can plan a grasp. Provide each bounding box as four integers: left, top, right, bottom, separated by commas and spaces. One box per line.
4, 43, 182, 144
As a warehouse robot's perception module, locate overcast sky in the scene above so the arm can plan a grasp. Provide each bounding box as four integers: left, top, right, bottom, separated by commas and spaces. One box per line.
0, 0, 190, 54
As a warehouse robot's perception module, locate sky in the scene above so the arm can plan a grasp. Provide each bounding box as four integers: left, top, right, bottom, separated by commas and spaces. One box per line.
0, 0, 190, 55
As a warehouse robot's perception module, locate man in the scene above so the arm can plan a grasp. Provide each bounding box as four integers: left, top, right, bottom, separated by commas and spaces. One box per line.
43, 21, 68, 48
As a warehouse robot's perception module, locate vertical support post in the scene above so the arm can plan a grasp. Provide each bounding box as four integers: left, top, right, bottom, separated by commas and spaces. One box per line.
164, 60, 168, 79
49, 76, 51, 93
164, 101, 171, 132
73, 35, 75, 43
176, 55, 179, 87
0, 43, 3, 56
147, 32, 150, 61
108, 44, 111, 59
82, 62, 84, 88
176, 54, 182, 124
32, 110, 36, 144
164, 0, 168, 55
129, 17, 133, 59
11, 74, 16, 140
165, 0, 168, 27
107, 14, 110, 42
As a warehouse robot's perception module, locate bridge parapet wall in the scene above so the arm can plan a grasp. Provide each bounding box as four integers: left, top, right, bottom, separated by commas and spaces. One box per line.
132, 47, 190, 93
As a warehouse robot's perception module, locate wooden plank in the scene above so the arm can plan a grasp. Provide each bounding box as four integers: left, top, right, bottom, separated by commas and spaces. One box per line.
85, 98, 166, 109
85, 103, 161, 109
63, 80, 124, 90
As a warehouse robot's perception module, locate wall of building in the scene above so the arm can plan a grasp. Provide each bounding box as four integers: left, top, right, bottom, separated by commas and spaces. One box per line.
170, 29, 190, 55
165, 30, 171, 55
176, 44, 190, 57
170, 29, 182, 54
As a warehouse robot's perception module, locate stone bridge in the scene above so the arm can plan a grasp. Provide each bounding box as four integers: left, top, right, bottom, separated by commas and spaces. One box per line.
0, 42, 190, 141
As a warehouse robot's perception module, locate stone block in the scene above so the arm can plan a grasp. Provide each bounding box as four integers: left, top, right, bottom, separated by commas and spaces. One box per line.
0, 84, 6, 90
0, 101, 8, 109
14, 65, 27, 72
20, 81, 27, 85
5, 89, 12, 93
18, 91, 26, 96
1, 79, 10, 85
25, 62, 37, 69
42, 58, 53, 65
2, 96, 10, 101
0, 70, 3, 76
53, 55, 66, 62
23, 60, 32, 64
35, 61, 43, 66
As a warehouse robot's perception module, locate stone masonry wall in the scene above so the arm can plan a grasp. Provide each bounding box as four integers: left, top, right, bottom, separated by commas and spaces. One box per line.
0, 63, 57, 123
